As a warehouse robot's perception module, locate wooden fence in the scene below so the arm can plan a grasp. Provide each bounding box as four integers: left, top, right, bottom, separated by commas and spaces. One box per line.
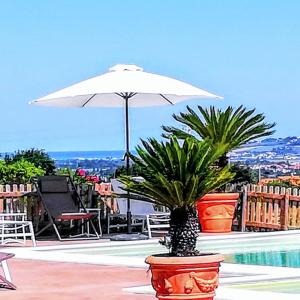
2, 182, 300, 232
0, 184, 33, 214
0, 183, 97, 224
241, 184, 300, 231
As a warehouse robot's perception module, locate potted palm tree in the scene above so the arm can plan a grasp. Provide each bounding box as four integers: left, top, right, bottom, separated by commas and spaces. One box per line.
162, 105, 275, 233
120, 137, 234, 300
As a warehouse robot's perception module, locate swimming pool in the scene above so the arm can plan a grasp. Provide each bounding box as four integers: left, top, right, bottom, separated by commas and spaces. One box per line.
225, 249, 300, 268
42, 232, 300, 268
59, 245, 300, 268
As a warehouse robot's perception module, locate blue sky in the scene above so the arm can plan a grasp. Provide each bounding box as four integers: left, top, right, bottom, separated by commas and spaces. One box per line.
1, 0, 300, 152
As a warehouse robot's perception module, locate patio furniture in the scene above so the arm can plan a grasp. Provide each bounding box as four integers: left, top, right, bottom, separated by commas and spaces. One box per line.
146, 214, 170, 238
0, 213, 36, 246
80, 208, 102, 237
0, 252, 16, 290
34, 175, 100, 241
108, 179, 170, 237
31, 64, 220, 237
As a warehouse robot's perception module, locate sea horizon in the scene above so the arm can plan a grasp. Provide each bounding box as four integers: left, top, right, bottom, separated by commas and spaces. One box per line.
1, 150, 129, 161
48, 150, 127, 160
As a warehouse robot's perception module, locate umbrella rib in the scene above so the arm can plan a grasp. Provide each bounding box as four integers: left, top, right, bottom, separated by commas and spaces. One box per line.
159, 94, 174, 105
81, 94, 97, 107
115, 92, 137, 99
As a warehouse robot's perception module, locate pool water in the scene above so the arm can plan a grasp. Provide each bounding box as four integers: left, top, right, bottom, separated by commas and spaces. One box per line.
225, 249, 300, 268
57, 242, 300, 268
43, 233, 300, 269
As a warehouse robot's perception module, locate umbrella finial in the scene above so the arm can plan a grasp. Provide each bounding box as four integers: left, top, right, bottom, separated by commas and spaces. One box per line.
109, 64, 143, 72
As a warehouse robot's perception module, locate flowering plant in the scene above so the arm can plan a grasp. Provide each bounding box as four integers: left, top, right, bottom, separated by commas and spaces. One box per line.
75, 169, 100, 184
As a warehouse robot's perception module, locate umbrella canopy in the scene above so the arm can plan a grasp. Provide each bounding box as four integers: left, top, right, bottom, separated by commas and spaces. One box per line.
30, 64, 221, 107
30, 64, 222, 238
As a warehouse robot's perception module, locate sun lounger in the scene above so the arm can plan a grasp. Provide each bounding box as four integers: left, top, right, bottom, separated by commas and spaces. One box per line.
34, 176, 100, 241
0, 252, 16, 290
108, 179, 170, 237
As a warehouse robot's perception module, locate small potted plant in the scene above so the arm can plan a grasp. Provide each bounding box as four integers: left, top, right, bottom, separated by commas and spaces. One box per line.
120, 137, 234, 300
162, 105, 275, 232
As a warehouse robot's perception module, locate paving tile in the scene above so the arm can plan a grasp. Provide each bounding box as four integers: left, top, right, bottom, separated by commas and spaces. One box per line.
1, 258, 155, 300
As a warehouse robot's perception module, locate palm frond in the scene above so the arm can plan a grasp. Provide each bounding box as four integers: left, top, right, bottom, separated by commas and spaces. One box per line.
163, 105, 276, 155
119, 137, 234, 208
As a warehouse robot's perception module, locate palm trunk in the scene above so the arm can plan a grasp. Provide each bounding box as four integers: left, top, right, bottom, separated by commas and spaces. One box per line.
215, 153, 229, 192
169, 206, 200, 256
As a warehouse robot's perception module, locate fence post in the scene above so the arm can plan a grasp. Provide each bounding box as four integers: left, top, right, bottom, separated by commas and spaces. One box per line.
240, 185, 248, 232
281, 193, 289, 230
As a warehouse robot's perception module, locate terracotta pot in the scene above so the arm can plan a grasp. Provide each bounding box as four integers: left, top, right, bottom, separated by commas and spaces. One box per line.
145, 254, 224, 300
196, 193, 239, 233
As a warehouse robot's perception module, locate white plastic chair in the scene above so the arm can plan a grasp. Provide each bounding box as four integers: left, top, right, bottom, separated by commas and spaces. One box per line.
0, 213, 36, 247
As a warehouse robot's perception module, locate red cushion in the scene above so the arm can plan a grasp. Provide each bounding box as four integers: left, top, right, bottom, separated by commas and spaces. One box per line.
56, 213, 95, 221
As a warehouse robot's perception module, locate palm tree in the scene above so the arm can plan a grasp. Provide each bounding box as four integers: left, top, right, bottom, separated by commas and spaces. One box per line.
162, 105, 276, 167
120, 137, 234, 256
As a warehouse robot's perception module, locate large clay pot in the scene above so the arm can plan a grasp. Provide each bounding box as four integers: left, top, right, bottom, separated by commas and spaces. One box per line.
196, 193, 239, 233
145, 254, 224, 300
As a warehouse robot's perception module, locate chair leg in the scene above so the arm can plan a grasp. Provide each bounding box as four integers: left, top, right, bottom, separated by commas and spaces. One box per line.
97, 213, 102, 236
2, 260, 12, 282
146, 216, 152, 239
29, 222, 37, 247
52, 223, 63, 241
1, 261, 17, 290
21, 215, 26, 245
107, 214, 110, 234
88, 219, 100, 239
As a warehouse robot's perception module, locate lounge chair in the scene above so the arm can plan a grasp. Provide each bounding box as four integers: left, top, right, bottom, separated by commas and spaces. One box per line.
34, 176, 100, 241
0, 213, 36, 246
0, 252, 16, 290
108, 179, 170, 237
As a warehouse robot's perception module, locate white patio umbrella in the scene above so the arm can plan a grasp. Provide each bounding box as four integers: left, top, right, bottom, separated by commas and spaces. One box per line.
30, 64, 222, 239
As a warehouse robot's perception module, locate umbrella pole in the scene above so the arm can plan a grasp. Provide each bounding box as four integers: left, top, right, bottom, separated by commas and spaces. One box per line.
125, 96, 132, 234
110, 94, 148, 241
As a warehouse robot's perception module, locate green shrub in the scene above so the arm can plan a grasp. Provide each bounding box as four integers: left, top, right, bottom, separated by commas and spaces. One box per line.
5, 148, 55, 175
0, 159, 45, 184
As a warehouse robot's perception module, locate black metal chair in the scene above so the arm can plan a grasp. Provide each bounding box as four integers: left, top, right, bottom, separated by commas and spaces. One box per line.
34, 176, 100, 241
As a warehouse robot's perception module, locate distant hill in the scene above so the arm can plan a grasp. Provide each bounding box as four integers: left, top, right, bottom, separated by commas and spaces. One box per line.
244, 136, 300, 147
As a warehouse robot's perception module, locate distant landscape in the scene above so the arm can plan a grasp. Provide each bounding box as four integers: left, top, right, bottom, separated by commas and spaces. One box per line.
230, 136, 300, 178
39, 136, 300, 179
3, 136, 300, 179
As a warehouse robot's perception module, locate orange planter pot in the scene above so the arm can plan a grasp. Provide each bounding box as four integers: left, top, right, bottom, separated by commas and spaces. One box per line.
196, 193, 239, 233
145, 254, 224, 300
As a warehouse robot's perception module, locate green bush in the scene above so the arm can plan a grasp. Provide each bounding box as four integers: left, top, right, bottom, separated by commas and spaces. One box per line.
0, 159, 45, 184
5, 148, 55, 175
230, 164, 258, 185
